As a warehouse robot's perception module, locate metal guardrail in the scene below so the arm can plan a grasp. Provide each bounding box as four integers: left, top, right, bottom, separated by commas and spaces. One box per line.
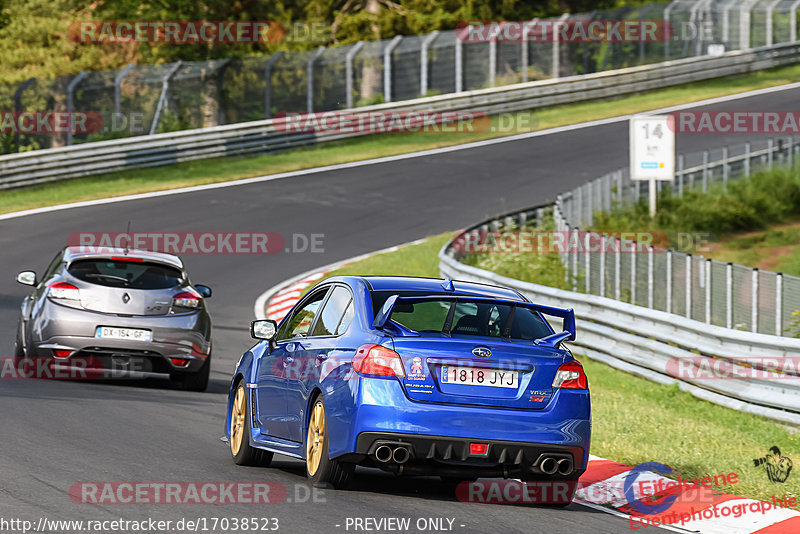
3, 41, 800, 189
439, 222, 800, 425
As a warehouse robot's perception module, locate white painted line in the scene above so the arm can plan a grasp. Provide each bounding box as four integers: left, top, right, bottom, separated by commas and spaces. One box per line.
4, 82, 800, 224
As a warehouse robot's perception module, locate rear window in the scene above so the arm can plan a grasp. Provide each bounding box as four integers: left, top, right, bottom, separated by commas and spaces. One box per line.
68, 259, 183, 289
374, 293, 553, 342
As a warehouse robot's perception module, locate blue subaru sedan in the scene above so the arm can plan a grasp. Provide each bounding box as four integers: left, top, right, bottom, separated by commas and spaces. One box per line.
226, 276, 590, 500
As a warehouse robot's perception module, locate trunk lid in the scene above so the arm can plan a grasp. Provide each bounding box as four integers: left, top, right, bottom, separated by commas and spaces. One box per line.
392, 336, 568, 409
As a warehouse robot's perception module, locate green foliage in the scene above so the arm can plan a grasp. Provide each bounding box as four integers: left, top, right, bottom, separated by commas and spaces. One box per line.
593, 166, 800, 241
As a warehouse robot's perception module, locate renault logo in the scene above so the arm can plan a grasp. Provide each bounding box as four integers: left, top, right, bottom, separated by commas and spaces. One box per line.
472, 347, 491, 358
122, 293, 130, 304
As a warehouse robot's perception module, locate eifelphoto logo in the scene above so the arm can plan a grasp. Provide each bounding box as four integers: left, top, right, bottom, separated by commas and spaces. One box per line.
68, 21, 285, 44
66, 232, 325, 255
753, 446, 793, 483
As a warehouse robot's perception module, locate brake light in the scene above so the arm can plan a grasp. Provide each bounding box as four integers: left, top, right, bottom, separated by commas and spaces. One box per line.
172, 290, 201, 309
352, 344, 405, 378
552, 360, 588, 389
52, 349, 73, 359
47, 281, 80, 300
171, 358, 189, 367
111, 256, 143, 262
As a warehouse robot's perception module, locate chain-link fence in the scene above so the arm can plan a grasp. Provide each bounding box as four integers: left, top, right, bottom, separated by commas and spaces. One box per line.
554, 136, 800, 337
4, 0, 800, 153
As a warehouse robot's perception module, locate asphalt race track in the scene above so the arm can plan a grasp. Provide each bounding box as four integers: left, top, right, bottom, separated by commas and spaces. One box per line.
1, 87, 798, 534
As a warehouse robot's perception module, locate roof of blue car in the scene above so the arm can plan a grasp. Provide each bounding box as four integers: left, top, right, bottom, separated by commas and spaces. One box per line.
357, 276, 524, 300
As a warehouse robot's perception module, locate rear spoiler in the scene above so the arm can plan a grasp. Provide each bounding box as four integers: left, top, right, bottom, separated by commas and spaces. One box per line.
373, 294, 576, 347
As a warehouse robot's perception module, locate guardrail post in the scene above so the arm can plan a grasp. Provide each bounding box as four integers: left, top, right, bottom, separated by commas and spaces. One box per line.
307, 46, 326, 112
585, 233, 591, 293
677, 154, 684, 196
647, 245, 654, 308
616, 170, 623, 206
455, 35, 463, 92
726, 262, 733, 328
752, 268, 759, 333
587, 180, 594, 227
572, 229, 578, 291
552, 14, 569, 78
722, 146, 729, 190
114, 64, 134, 117
150, 60, 182, 135
639, 3, 654, 62
686, 255, 692, 319
631, 246, 637, 305
705, 258, 712, 324
488, 24, 499, 87
744, 142, 751, 176
664, 0, 678, 58
740, 2, 754, 50
702, 150, 709, 192
768, 138, 774, 170
776, 272, 783, 336
789, 137, 794, 168
666, 250, 673, 313
521, 19, 537, 82
383, 36, 403, 102
66, 71, 88, 146
345, 43, 364, 109
766, 0, 781, 46
13, 77, 36, 152
420, 32, 438, 96
264, 51, 284, 118
615, 238, 621, 301
792, 0, 800, 42
599, 235, 606, 298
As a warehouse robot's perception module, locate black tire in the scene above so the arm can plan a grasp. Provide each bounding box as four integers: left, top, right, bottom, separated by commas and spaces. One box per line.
229, 381, 274, 467
13, 321, 26, 362
306, 395, 354, 489
174, 353, 211, 392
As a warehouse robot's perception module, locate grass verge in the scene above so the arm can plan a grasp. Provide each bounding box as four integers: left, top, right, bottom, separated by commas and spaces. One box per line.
309, 232, 799, 507
5, 63, 800, 215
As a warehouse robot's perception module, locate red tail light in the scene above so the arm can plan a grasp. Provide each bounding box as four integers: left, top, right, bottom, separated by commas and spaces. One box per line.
352, 344, 405, 378
552, 360, 588, 389
47, 281, 80, 300
172, 290, 202, 309
52, 349, 73, 359
171, 358, 189, 367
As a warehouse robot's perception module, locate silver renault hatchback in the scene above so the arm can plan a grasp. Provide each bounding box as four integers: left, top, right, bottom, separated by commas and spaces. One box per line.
14, 246, 213, 391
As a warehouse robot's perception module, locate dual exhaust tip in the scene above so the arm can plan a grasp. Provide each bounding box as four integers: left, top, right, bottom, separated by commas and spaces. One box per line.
375, 444, 411, 464
537, 455, 574, 476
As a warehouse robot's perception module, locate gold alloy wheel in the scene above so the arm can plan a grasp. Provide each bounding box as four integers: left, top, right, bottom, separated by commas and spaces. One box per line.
306, 400, 325, 476
230, 386, 246, 456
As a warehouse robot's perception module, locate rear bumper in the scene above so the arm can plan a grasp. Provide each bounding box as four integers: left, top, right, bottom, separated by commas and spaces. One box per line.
28, 300, 211, 373
328, 378, 591, 467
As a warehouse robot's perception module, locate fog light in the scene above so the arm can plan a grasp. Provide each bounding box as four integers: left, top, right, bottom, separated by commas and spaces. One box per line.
171, 358, 189, 367
469, 443, 489, 456
52, 349, 73, 359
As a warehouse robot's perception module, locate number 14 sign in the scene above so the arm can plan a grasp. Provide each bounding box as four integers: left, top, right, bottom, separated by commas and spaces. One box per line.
630, 114, 675, 181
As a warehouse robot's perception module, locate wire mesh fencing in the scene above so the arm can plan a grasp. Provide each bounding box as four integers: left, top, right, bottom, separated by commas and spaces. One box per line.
5, 0, 800, 153
555, 136, 800, 337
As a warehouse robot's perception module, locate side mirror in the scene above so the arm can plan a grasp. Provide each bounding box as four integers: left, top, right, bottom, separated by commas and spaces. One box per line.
195, 285, 212, 298
251, 319, 278, 340
16, 271, 36, 286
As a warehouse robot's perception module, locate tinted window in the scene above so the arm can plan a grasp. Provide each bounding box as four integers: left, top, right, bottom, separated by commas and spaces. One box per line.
280, 290, 328, 340
312, 286, 352, 337
336, 301, 354, 335
389, 299, 552, 341
68, 259, 183, 289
